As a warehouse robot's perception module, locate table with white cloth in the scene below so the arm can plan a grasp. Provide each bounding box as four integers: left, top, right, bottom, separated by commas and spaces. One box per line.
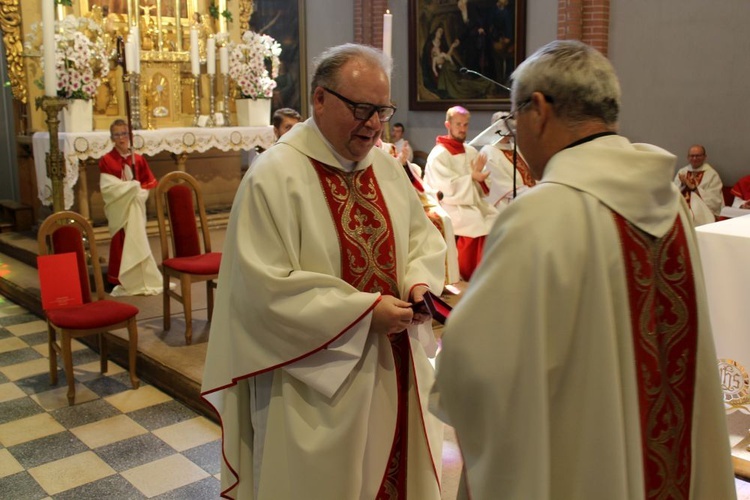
695, 214, 750, 476
32, 126, 275, 217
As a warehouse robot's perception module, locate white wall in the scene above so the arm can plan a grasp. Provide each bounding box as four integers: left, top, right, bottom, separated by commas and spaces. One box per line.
610, 0, 750, 185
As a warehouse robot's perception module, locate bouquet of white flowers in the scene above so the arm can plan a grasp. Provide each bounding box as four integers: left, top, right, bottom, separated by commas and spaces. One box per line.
26, 14, 111, 101
227, 30, 281, 99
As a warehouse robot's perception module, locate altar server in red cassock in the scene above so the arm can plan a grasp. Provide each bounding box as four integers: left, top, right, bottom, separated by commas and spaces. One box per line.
202, 44, 446, 500
98, 119, 162, 296
432, 40, 736, 500
424, 106, 498, 281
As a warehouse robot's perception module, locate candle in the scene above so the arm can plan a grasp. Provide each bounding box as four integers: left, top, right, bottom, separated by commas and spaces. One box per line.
42, 0, 57, 96
218, 0, 227, 34
382, 10, 393, 58
207, 37, 216, 75
131, 26, 140, 74
190, 28, 200, 76
125, 41, 134, 73
219, 46, 228, 75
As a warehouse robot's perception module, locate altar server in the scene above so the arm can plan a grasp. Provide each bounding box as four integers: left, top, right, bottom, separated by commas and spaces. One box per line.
98, 119, 162, 296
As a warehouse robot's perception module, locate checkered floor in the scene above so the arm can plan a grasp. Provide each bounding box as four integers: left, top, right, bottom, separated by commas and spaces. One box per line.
0, 295, 222, 499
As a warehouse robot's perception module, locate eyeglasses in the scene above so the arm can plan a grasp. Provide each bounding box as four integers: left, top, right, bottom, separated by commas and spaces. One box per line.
322, 87, 397, 123
502, 94, 555, 137
111, 132, 129, 139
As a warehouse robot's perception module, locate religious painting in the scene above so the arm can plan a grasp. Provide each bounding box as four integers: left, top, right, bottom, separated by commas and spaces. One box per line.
249, 0, 307, 117
409, 0, 526, 111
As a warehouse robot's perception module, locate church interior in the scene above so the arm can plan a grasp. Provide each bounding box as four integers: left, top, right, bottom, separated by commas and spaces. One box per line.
2, 0, 750, 497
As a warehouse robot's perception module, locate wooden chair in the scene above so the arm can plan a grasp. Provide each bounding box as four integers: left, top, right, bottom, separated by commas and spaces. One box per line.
37, 211, 140, 405
155, 171, 221, 344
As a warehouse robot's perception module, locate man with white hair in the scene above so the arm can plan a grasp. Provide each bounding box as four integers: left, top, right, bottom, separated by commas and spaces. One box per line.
433, 40, 735, 499
480, 110, 536, 210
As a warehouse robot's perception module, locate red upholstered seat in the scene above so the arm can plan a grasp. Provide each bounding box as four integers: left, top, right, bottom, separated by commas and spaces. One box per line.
156, 171, 221, 344
37, 211, 140, 405
46, 300, 139, 329
163, 252, 222, 274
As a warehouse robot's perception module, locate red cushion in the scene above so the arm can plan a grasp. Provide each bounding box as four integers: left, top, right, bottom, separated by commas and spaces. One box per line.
167, 185, 201, 257
46, 300, 139, 329
163, 252, 221, 275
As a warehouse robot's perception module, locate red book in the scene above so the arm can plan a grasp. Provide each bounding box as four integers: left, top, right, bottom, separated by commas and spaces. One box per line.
423, 291, 452, 325
37, 253, 83, 310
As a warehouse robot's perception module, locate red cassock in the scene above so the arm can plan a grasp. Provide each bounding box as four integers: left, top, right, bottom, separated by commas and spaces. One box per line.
98, 149, 157, 285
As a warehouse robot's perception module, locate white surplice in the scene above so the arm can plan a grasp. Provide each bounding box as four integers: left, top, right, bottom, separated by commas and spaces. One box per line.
424, 143, 498, 237
480, 142, 533, 210
674, 162, 724, 226
99, 174, 162, 296
433, 135, 736, 500
201, 119, 446, 500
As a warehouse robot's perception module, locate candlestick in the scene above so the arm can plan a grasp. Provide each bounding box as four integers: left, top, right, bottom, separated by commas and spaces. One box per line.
192, 76, 201, 126
219, 46, 228, 75
190, 28, 200, 76
207, 37, 216, 75
207, 74, 216, 127
42, 0, 57, 96
36, 96, 68, 212
222, 73, 231, 127
382, 10, 393, 58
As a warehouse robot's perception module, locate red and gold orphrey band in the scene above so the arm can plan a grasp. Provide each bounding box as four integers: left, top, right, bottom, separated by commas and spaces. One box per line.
614, 212, 698, 500
310, 158, 409, 499
501, 149, 536, 188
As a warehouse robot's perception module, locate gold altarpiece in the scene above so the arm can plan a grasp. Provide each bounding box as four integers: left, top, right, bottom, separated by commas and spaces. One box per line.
0, 0, 254, 132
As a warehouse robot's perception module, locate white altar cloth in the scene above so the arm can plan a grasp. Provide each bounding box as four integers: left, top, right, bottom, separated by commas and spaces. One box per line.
32, 126, 276, 209
695, 214, 750, 412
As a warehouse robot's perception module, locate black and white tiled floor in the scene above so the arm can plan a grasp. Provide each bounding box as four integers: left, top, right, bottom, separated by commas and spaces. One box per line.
0, 295, 222, 499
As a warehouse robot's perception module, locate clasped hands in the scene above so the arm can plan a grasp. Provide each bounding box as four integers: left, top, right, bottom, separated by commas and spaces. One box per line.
678, 172, 698, 191
370, 285, 431, 335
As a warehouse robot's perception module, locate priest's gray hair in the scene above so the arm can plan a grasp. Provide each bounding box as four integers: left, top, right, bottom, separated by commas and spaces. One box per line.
310, 43, 392, 99
510, 40, 621, 126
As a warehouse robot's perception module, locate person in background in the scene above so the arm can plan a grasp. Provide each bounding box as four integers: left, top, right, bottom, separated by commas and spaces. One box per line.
730, 174, 750, 209
424, 105, 498, 281
674, 144, 724, 225
480, 110, 536, 211
98, 118, 162, 296
272, 107, 302, 140
391, 122, 413, 163
202, 43, 446, 500
433, 40, 736, 499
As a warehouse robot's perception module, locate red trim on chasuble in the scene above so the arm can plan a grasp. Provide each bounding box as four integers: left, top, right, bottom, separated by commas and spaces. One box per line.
310, 158, 409, 499
613, 213, 698, 500
501, 149, 536, 188
681, 170, 705, 206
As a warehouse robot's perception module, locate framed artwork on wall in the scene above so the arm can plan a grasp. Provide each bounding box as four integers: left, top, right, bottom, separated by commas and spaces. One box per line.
408, 0, 526, 111
249, 0, 308, 117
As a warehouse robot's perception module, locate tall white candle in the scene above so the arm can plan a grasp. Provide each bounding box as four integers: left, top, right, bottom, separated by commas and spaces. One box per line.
42, 0, 57, 96
218, 0, 227, 34
131, 26, 140, 74
219, 46, 228, 75
206, 37, 216, 75
382, 10, 393, 58
190, 28, 200, 76
125, 41, 135, 73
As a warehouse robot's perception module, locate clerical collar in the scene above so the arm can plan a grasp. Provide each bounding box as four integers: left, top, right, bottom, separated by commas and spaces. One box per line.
562, 131, 617, 151
310, 118, 358, 172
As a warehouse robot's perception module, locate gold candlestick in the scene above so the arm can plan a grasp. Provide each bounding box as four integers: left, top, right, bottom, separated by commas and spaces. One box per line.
36, 96, 68, 213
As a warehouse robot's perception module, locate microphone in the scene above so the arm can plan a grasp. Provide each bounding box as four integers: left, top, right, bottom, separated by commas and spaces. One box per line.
459, 67, 511, 93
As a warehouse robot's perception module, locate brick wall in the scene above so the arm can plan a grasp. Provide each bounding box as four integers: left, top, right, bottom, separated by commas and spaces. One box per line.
558, 0, 610, 55
354, 0, 390, 49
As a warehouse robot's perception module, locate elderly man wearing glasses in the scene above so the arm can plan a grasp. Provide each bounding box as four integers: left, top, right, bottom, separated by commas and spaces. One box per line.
674, 144, 724, 225
98, 118, 162, 296
433, 40, 735, 500
202, 43, 446, 500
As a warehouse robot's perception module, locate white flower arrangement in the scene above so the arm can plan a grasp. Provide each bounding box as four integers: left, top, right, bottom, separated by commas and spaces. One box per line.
227, 30, 281, 99
25, 14, 111, 101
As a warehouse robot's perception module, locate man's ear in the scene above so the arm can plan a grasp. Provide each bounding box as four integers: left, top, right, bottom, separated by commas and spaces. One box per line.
529, 91, 552, 137
444, 120, 450, 132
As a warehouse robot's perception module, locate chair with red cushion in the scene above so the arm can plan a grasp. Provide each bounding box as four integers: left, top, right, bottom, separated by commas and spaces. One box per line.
155, 171, 221, 344
37, 211, 139, 405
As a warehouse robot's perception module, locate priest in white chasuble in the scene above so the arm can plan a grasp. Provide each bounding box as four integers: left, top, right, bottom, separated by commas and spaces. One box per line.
202, 44, 446, 500
432, 40, 736, 500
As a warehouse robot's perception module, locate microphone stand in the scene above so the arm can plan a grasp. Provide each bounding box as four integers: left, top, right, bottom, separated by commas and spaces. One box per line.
459, 67, 512, 93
